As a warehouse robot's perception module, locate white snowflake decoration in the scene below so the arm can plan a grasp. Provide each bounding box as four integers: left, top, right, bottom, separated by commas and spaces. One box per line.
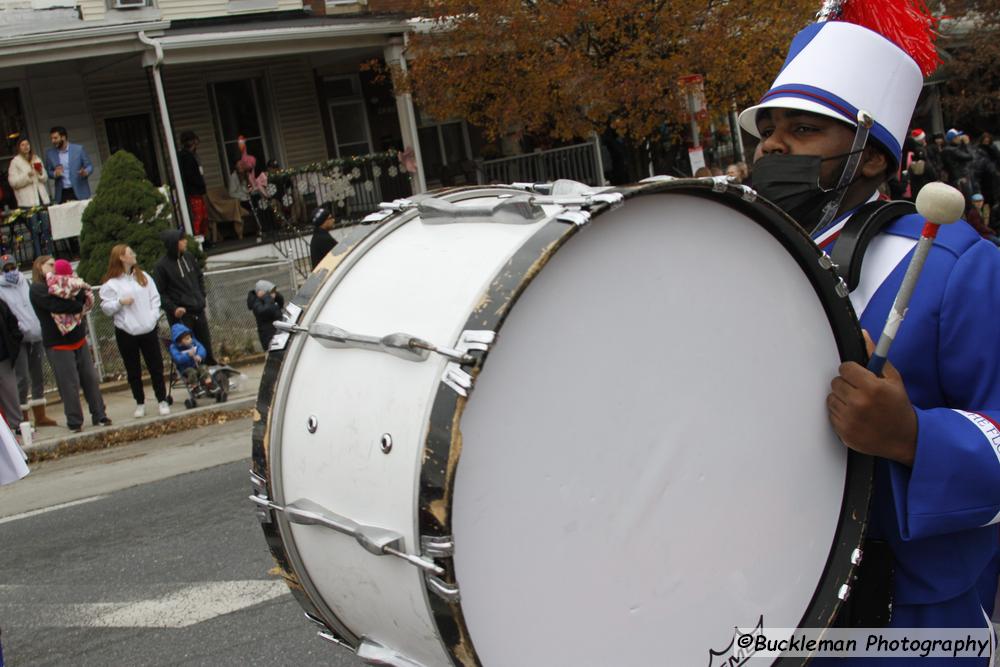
372, 165, 382, 178
363, 180, 374, 192
282, 194, 293, 208
266, 184, 278, 197
351, 167, 361, 179
388, 165, 398, 178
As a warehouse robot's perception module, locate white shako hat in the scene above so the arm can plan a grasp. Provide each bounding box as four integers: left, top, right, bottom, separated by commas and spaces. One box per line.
738, 20, 925, 167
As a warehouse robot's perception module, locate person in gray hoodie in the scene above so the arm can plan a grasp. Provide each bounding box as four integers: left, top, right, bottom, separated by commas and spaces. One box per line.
0, 254, 56, 427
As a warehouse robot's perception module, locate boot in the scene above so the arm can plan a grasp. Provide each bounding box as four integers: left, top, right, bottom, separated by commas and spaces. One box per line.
32, 403, 58, 427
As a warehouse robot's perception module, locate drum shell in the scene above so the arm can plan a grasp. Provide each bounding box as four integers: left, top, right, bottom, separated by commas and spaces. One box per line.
252, 182, 871, 667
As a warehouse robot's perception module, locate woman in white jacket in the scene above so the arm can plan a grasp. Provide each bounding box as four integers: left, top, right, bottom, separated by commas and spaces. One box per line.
7, 138, 51, 259
100, 245, 170, 417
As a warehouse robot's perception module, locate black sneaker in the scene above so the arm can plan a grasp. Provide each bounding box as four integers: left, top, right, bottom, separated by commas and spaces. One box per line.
69, 425, 83, 433
97, 418, 113, 427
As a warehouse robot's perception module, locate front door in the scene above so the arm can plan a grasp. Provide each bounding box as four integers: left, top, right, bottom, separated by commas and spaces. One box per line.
106, 114, 162, 185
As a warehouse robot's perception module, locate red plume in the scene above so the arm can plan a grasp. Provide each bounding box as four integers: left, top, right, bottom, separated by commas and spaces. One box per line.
835, 0, 941, 76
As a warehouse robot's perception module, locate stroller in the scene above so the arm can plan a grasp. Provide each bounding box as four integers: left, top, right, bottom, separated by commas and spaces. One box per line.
165, 324, 240, 409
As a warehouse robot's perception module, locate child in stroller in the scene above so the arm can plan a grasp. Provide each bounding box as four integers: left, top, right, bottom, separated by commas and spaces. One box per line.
169, 323, 228, 408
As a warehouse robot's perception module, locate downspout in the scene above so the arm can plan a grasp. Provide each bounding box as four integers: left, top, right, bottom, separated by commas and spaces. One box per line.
138, 30, 192, 236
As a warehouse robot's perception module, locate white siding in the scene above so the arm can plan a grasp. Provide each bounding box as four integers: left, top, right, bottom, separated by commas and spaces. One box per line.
80, 0, 301, 21
158, 0, 302, 20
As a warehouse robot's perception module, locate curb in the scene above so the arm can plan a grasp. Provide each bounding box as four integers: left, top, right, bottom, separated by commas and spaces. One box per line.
25, 396, 256, 463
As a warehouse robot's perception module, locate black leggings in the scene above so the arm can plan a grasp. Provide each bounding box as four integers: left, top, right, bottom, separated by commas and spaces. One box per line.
114, 328, 167, 404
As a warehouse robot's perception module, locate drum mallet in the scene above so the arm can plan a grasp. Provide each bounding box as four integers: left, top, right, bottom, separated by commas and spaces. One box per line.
866, 182, 965, 376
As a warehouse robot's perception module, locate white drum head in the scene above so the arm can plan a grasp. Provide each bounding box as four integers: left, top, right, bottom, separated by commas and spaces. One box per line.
453, 194, 848, 665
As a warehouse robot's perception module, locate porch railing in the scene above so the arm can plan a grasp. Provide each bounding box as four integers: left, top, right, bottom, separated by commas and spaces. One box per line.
478, 142, 603, 186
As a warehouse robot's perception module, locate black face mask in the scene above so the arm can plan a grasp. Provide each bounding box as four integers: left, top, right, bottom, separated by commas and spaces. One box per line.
752, 152, 859, 233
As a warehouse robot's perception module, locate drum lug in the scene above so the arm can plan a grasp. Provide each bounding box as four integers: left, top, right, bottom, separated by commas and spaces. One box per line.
421, 535, 454, 558
440, 330, 496, 396
835, 277, 851, 298
248, 494, 445, 576
838, 583, 852, 601
425, 574, 461, 604
305, 612, 355, 650
249, 471, 271, 524
851, 547, 863, 566
357, 637, 429, 667
818, 252, 838, 271
556, 210, 591, 227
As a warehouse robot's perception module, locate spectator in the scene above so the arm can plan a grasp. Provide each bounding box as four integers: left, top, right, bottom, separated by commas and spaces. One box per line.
177, 131, 207, 239
901, 129, 938, 200
925, 131, 946, 179
965, 193, 997, 244
942, 128, 976, 199
309, 206, 337, 269
7, 138, 52, 258
0, 296, 22, 432
168, 323, 213, 390
43, 126, 92, 204
100, 245, 170, 419
153, 229, 217, 366
246, 279, 284, 351
28, 255, 110, 432
0, 254, 56, 428
45, 259, 93, 336
973, 132, 1000, 210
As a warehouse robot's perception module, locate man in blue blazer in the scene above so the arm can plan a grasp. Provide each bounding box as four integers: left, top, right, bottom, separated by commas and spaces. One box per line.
44, 126, 93, 204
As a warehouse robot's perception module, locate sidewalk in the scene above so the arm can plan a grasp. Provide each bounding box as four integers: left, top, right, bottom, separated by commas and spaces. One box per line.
22, 361, 264, 462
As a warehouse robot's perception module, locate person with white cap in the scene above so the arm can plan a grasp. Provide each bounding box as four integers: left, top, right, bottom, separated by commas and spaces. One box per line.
246, 278, 284, 351
739, 0, 1000, 646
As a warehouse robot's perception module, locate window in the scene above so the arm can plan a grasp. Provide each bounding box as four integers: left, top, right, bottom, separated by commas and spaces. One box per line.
106, 114, 162, 185
0, 88, 27, 161
323, 75, 372, 158
416, 110, 472, 186
209, 78, 273, 175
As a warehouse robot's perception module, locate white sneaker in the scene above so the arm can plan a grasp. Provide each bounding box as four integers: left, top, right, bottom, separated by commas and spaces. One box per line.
133, 404, 146, 418
158, 401, 171, 416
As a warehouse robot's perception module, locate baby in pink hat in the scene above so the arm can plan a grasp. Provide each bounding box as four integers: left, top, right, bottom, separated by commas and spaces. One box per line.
46, 259, 94, 335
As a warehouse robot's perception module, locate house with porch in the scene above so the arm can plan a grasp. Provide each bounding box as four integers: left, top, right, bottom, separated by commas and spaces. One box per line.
0, 0, 603, 270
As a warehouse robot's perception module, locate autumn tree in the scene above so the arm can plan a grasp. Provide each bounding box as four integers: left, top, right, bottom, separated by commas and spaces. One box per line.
937, 0, 1000, 129
397, 0, 817, 174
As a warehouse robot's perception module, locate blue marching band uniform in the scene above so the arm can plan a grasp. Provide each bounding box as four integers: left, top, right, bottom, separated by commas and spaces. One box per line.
738, 3, 1000, 663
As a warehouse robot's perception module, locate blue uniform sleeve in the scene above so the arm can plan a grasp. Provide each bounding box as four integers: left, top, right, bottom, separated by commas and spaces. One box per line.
888, 241, 1000, 540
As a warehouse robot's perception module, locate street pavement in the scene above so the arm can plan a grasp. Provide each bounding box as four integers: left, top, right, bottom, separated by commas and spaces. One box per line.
0, 419, 363, 667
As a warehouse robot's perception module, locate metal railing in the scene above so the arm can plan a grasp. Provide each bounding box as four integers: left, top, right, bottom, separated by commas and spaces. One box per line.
478, 142, 603, 186
35, 260, 299, 393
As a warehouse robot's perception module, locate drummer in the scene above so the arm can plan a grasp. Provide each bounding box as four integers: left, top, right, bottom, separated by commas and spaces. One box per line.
738, 9, 1000, 657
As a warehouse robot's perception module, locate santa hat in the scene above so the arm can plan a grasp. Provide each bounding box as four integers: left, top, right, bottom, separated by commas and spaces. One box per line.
738, 1, 939, 168
911, 128, 926, 142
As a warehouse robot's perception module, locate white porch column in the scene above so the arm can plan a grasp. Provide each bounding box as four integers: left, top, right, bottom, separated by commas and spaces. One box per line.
384, 37, 427, 194
139, 31, 193, 236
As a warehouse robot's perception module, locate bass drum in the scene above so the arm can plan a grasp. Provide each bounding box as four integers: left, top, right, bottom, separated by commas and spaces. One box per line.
251, 179, 871, 667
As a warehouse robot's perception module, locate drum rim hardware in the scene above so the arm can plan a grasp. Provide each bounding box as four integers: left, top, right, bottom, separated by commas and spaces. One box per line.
248, 492, 446, 576
380, 433, 393, 454
273, 321, 494, 367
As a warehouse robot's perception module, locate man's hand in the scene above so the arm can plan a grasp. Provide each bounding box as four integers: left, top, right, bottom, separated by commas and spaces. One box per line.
174, 307, 186, 318
827, 331, 917, 466
78, 167, 89, 178
54, 165, 63, 178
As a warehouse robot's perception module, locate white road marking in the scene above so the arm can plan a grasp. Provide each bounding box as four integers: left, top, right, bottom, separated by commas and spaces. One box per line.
0, 494, 106, 525
0, 581, 291, 628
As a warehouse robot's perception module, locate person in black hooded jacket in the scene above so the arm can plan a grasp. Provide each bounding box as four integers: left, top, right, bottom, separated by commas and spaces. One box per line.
152, 229, 217, 366
246, 279, 283, 351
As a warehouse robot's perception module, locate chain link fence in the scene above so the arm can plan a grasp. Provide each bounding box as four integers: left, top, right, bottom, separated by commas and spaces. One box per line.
37, 260, 299, 391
